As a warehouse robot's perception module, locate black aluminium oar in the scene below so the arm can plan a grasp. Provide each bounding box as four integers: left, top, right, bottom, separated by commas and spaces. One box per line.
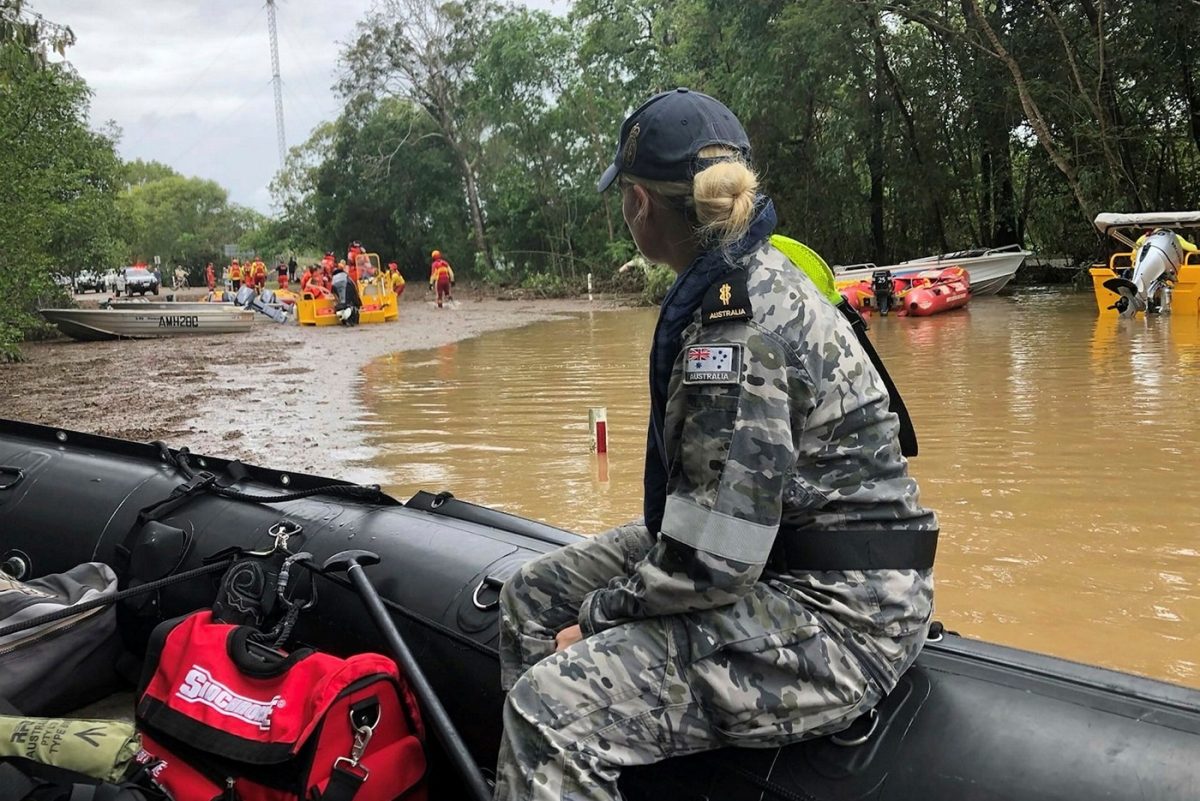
322, 550, 493, 801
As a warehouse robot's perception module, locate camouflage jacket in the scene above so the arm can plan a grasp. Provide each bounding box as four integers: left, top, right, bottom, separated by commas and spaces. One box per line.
579, 241, 936, 643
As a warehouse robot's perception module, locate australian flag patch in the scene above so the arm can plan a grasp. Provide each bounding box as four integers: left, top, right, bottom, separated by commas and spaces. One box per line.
682, 344, 742, 385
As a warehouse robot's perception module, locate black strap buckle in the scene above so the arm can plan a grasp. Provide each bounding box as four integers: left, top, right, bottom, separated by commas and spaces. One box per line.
174, 471, 218, 497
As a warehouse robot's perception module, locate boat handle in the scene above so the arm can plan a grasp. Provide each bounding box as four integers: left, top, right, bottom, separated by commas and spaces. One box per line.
831, 707, 878, 748
472, 575, 505, 611
0, 466, 24, 491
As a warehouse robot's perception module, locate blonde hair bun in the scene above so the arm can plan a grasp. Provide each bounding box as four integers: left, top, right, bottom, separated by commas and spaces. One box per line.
692, 148, 759, 247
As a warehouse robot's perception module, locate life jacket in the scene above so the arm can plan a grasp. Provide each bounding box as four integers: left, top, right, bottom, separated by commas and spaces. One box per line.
429, 259, 453, 284
770, 234, 842, 307
230, 263, 242, 280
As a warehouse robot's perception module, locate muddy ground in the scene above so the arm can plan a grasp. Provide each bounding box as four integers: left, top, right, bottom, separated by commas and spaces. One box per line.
1, 290, 621, 478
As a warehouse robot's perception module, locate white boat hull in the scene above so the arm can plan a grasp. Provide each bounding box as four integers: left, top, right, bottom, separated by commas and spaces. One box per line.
40, 308, 256, 341
834, 249, 1031, 296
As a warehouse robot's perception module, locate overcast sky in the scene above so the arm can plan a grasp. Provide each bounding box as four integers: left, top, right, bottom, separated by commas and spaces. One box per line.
33, 0, 563, 214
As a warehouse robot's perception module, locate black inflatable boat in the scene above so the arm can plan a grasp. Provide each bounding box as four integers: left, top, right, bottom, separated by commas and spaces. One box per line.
1, 417, 1197, 800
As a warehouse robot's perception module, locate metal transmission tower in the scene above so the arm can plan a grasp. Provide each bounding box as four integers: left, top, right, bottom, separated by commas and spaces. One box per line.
265, 0, 287, 168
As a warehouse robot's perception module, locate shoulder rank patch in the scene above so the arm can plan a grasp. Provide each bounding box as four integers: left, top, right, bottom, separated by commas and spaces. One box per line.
683, 343, 742, 385
701, 272, 752, 325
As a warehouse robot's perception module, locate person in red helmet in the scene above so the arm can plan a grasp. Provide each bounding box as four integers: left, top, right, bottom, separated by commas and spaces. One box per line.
347, 241, 364, 269
387, 261, 406, 299
429, 250, 455, 308
205, 262, 216, 291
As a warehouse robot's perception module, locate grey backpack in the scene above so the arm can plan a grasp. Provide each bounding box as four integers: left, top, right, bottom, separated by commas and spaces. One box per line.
0, 563, 123, 715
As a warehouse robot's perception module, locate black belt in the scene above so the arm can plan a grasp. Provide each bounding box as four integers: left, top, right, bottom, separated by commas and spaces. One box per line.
770, 527, 938, 571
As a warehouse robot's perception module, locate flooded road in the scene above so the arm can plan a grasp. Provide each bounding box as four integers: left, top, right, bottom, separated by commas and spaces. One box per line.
360, 290, 1199, 687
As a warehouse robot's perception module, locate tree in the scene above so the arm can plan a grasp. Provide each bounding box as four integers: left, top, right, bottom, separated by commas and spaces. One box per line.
274, 98, 474, 274
117, 175, 263, 272
341, 0, 501, 273
0, 1, 124, 359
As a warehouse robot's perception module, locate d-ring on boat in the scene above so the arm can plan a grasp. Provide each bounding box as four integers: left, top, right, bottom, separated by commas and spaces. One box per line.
0, 418, 1196, 799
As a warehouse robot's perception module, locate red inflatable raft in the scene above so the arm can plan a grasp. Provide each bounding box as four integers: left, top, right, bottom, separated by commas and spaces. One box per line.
902, 266, 971, 316
839, 266, 971, 317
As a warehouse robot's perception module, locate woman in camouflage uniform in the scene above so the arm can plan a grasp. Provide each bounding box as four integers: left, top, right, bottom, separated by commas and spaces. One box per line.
493, 88, 938, 801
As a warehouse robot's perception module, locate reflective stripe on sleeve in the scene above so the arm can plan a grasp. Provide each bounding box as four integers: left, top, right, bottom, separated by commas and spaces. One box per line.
662, 495, 776, 564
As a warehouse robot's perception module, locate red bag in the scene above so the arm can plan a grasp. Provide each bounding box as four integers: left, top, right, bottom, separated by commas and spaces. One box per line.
134, 610, 426, 801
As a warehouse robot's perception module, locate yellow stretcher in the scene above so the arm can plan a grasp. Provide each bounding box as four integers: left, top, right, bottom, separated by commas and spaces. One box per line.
297, 291, 338, 326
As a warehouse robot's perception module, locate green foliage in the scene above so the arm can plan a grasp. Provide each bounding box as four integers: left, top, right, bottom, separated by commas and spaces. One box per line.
641, 264, 675, 305
0, 7, 125, 354
117, 175, 263, 274
281, 97, 475, 273
273, 0, 1200, 297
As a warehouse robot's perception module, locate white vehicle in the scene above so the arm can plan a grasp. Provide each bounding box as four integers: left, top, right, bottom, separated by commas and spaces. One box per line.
113, 267, 160, 297
74, 270, 107, 293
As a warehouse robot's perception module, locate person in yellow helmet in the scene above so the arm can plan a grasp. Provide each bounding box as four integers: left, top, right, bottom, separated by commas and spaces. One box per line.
429, 251, 455, 308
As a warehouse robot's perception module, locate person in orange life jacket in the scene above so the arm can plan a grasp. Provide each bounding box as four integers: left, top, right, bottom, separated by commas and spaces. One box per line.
429, 250, 455, 308
348, 240, 364, 268
229, 259, 242, 291
205, 262, 216, 291
347, 256, 361, 284
388, 262, 406, 298
276, 260, 288, 289
322, 252, 335, 283
253, 259, 268, 288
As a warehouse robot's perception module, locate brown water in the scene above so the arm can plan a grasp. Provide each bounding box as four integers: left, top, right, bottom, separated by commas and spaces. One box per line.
359, 291, 1200, 688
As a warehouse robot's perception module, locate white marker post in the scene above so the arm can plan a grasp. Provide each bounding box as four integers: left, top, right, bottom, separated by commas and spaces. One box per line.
587, 272, 593, 302
589, 406, 608, 454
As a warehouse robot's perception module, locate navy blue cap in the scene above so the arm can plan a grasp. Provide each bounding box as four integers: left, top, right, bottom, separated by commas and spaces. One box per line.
596, 88, 751, 193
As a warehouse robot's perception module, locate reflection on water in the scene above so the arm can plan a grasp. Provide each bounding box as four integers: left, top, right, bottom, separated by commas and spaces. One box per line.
360, 291, 1199, 687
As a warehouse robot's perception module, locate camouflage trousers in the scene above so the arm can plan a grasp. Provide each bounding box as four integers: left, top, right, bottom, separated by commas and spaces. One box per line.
493, 523, 906, 801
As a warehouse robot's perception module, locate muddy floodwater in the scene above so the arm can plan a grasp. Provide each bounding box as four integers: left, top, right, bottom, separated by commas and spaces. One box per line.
359, 289, 1200, 688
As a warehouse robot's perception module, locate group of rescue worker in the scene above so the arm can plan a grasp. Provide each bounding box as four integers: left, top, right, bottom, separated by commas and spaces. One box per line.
294, 245, 408, 303
206, 245, 453, 326
221, 257, 270, 291
209, 244, 455, 313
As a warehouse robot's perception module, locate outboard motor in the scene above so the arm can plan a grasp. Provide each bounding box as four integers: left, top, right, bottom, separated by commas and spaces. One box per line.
872, 270, 895, 316
235, 283, 257, 308
1103, 229, 1184, 317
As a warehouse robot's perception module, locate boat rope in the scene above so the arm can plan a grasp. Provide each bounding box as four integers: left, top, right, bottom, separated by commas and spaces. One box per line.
0, 559, 232, 640
156, 441, 388, 505
137, 445, 499, 658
